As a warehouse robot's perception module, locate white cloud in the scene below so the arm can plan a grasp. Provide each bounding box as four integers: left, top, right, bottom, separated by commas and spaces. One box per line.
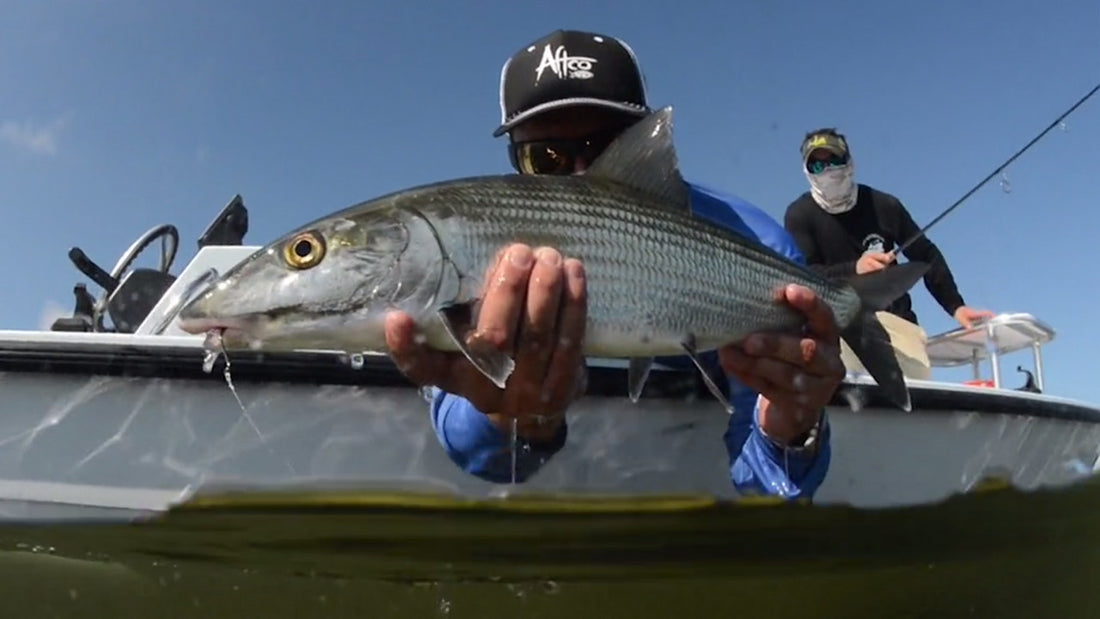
1, 113, 72, 156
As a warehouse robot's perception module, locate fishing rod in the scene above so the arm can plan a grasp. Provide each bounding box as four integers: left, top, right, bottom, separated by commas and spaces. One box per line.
896, 78, 1100, 254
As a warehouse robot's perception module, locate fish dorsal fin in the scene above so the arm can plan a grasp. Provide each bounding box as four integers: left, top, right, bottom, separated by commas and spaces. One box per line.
585, 106, 690, 211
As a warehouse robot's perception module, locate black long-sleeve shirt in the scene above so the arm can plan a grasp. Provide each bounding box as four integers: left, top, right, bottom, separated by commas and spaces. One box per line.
783, 184, 965, 326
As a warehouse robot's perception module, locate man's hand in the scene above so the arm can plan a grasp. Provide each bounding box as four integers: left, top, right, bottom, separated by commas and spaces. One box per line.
856, 251, 895, 274
384, 243, 588, 442
717, 284, 845, 445
954, 305, 995, 329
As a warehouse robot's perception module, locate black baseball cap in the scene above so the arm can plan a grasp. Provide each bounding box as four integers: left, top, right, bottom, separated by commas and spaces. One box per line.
492, 29, 651, 138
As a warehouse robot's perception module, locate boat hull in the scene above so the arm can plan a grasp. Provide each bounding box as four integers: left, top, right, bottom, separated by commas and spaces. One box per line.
0, 331, 1097, 518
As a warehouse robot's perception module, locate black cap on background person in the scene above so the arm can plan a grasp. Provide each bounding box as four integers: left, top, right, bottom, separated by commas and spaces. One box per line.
493, 29, 651, 138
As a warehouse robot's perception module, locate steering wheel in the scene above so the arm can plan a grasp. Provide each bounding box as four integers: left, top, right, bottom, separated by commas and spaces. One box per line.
68, 224, 181, 331
109, 223, 180, 281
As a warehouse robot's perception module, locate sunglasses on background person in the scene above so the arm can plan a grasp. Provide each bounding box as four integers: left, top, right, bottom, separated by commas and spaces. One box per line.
806, 154, 850, 174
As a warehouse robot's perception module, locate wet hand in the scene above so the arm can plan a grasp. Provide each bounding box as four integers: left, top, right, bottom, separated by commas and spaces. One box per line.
954, 305, 994, 329
856, 251, 894, 274
717, 284, 845, 444
384, 243, 588, 442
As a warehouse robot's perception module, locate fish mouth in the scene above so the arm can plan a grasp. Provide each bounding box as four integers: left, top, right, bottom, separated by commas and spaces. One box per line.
177, 316, 263, 350
177, 315, 250, 335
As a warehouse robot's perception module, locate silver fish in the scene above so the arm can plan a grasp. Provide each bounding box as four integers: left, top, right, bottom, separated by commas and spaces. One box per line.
177, 107, 928, 411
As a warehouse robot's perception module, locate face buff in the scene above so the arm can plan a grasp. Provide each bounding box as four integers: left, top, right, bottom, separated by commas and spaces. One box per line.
805, 160, 858, 214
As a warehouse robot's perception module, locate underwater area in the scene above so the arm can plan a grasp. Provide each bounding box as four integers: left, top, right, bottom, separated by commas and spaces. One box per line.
2, 478, 1100, 619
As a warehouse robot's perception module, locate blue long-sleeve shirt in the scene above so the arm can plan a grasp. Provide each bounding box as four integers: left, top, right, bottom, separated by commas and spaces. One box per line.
428, 180, 832, 500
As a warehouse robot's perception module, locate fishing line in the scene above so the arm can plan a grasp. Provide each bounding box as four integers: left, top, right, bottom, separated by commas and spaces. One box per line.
896, 79, 1100, 254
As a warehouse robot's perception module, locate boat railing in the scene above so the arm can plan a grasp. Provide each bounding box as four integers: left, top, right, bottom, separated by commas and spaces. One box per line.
925, 313, 1055, 392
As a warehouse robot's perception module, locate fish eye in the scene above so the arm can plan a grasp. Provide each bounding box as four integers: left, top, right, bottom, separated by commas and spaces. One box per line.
283, 231, 326, 269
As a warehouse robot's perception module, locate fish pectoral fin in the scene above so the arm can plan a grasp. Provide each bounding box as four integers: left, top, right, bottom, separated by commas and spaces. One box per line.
680, 334, 734, 415
627, 357, 655, 402
436, 306, 515, 390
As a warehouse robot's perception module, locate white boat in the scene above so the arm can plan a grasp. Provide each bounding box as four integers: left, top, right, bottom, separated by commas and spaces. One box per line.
1, 195, 1097, 521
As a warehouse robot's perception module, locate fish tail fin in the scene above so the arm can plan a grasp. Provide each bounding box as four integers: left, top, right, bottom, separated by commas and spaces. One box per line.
834, 261, 930, 412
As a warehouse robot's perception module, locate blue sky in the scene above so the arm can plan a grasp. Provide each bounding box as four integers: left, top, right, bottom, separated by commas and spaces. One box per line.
1, 0, 1097, 404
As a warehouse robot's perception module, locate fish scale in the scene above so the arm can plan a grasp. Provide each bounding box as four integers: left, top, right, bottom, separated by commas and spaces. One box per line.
412, 175, 861, 357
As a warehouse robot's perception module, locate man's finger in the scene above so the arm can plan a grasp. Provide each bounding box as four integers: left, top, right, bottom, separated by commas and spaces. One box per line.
718, 346, 781, 394
509, 247, 565, 385
542, 258, 588, 409
471, 244, 534, 353
738, 354, 809, 395
386, 310, 505, 412
784, 284, 839, 342
720, 344, 839, 409
385, 311, 447, 386
741, 332, 840, 377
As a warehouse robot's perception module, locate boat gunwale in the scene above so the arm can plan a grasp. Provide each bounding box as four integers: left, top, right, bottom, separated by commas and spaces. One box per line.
0, 333, 1096, 424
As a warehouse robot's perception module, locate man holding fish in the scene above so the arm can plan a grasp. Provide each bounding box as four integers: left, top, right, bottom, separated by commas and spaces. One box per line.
385, 30, 854, 499
178, 30, 927, 501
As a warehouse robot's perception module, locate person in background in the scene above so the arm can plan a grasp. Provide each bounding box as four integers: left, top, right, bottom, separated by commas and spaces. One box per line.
783, 128, 993, 380
385, 30, 847, 500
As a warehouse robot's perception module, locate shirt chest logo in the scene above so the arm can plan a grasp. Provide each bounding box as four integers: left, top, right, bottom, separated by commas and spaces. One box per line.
861, 233, 887, 254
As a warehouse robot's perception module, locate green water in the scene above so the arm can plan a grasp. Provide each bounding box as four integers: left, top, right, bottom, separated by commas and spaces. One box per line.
2, 479, 1098, 618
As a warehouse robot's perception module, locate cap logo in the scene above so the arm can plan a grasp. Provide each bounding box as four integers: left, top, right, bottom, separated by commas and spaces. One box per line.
534, 44, 597, 84
806, 134, 847, 151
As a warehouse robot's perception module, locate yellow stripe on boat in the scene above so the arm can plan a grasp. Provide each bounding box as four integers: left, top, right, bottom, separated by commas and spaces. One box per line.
171, 490, 806, 514
969, 476, 1011, 493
